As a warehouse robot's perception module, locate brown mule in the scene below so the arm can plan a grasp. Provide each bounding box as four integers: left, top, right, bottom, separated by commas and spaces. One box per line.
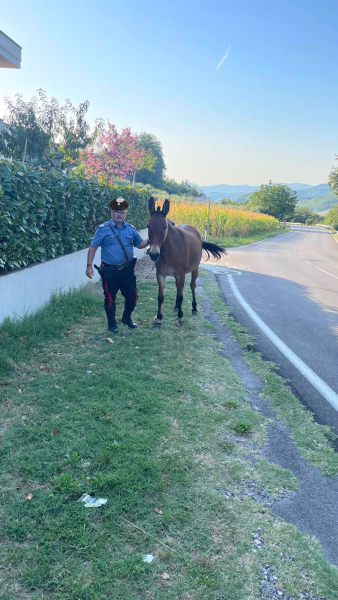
147, 197, 226, 327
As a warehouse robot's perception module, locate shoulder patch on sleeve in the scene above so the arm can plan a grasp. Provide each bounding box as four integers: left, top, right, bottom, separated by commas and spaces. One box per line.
99, 221, 109, 228
126, 222, 137, 230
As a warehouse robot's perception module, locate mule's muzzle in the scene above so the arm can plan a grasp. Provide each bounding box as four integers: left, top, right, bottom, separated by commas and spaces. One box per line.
149, 252, 160, 262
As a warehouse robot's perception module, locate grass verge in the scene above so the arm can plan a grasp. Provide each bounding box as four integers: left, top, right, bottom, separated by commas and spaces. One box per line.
203, 278, 338, 476
209, 228, 289, 248
0, 290, 98, 377
1, 278, 337, 599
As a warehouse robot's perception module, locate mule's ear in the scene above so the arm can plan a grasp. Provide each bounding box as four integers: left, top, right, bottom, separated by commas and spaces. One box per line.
162, 199, 170, 217
148, 197, 155, 215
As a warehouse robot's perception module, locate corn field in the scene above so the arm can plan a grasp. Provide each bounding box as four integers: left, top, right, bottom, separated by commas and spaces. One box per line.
167, 202, 278, 237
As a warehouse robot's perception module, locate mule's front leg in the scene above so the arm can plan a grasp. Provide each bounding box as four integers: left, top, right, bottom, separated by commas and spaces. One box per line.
175, 274, 185, 326
154, 273, 165, 328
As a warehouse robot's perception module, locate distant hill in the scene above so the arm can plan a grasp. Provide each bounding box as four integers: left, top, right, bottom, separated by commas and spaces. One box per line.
284, 183, 313, 191
192, 182, 313, 197
298, 194, 338, 212
297, 184, 331, 200
203, 191, 251, 202
191, 183, 258, 198
191, 182, 338, 212
296, 184, 338, 211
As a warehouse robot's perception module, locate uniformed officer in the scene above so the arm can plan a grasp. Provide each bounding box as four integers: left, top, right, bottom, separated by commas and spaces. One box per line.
86, 197, 149, 334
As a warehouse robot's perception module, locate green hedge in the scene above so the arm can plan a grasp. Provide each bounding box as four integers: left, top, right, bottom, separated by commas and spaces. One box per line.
0, 160, 150, 273
325, 203, 338, 231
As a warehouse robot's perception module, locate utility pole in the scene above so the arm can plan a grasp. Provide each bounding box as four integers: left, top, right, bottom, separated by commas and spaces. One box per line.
204, 197, 211, 241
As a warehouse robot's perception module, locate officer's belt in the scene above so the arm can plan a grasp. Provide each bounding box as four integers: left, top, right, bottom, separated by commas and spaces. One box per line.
102, 261, 131, 271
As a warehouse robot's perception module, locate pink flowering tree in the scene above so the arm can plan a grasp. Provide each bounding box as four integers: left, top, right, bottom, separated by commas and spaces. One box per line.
81, 124, 155, 186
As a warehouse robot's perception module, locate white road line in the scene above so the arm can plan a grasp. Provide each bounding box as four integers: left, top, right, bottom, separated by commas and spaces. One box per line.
294, 232, 313, 250
227, 274, 338, 413
305, 261, 338, 281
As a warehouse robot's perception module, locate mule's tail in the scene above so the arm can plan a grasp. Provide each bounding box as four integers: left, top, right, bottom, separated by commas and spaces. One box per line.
202, 241, 227, 260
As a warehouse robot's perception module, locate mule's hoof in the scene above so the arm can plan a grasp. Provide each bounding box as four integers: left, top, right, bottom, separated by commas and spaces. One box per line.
153, 318, 162, 329
176, 318, 183, 327
192, 310, 198, 315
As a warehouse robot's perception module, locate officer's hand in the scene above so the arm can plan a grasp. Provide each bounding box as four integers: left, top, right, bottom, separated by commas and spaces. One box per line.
86, 266, 94, 279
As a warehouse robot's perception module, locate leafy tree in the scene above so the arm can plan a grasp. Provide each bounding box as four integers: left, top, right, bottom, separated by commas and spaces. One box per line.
306, 213, 324, 225
160, 178, 203, 197
82, 124, 155, 186
290, 206, 323, 225
0, 92, 51, 164
328, 155, 338, 196
325, 204, 338, 230
136, 132, 166, 186
218, 198, 238, 206
57, 99, 102, 168
0, 90, 96, 170
130, 141, 156, 188
246, 181, 297, 220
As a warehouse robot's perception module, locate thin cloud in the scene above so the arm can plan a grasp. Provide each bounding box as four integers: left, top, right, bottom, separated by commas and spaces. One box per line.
215, 45, 231, 73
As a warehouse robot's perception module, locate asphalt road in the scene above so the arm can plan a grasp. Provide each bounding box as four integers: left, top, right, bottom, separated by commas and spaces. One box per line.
203, 226, 338, 433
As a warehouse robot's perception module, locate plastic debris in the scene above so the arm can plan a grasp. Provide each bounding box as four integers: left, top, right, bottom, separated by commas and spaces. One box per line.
78, 494, 107, 508
142, 554, 155, 563
86, 370, 93, 374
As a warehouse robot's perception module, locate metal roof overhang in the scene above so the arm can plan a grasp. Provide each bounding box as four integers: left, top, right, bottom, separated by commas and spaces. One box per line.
0, 31, 22, 69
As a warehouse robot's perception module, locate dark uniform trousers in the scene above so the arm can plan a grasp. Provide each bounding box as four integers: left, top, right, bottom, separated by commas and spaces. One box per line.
101, 262, 138, 326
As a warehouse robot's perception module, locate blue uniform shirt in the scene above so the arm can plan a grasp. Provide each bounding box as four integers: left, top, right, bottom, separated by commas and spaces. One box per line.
90, 220, 143, 265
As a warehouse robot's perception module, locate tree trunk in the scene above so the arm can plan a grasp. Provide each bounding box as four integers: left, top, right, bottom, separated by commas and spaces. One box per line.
132, 171, 136, 188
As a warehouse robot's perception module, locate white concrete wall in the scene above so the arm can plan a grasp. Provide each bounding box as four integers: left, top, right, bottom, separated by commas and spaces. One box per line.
0, 229, 148, 324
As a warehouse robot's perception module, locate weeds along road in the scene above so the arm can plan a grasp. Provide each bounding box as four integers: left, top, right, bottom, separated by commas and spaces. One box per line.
204, 226, 338, 434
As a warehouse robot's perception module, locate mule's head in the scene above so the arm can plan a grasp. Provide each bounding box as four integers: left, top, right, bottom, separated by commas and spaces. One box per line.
147, 197, 170, 262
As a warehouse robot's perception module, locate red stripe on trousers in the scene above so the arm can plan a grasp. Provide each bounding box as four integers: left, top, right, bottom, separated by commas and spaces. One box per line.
104, 281, 114, 306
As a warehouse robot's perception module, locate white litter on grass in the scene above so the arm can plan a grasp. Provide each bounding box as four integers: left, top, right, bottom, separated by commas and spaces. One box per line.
78, 494, 107, 508
86, 370, 93, 374
142, 554, 155, 563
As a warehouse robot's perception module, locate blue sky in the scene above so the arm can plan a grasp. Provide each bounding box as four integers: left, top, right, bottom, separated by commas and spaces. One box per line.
1, 0, 337, 185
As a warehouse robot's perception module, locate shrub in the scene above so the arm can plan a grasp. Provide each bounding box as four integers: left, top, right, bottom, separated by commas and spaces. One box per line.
0, 160, 149, 273
325, 203, 338, 231
233, 422, 253, 436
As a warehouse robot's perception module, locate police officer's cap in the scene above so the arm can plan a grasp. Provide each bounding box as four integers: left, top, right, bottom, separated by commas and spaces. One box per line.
109, 197, 129, 211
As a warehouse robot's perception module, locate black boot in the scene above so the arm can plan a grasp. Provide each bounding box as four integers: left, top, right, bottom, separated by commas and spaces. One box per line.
105, 305, 118, 334
122, 313, 137, 329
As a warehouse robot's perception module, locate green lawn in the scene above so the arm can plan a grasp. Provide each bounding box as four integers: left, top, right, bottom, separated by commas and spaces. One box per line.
209, 228, 289, 248
1, 274, 337, 599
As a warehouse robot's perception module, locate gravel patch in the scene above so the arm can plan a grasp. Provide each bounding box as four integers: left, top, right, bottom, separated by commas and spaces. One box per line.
257, 563, 327, 600
222, 480, 291, 508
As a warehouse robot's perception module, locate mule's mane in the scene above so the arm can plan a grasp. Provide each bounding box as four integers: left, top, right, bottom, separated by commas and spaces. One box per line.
150, 210, 175, 227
